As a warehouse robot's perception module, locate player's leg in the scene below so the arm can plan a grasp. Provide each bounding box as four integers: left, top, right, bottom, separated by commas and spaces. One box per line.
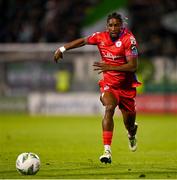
119, 88, 138, 152
121, 109, 138, 152
99, 91, 117, 164
121, 109, 136, 136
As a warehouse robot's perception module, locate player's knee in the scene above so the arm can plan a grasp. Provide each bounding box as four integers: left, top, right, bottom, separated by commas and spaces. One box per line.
105, 105, 115, 114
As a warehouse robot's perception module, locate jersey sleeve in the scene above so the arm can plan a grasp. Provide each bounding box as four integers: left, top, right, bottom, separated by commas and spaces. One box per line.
124, 35, 138, 57
86, 32, 100, 45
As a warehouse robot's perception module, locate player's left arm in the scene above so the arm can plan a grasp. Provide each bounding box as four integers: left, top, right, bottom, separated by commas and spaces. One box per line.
93, 57, 138, 74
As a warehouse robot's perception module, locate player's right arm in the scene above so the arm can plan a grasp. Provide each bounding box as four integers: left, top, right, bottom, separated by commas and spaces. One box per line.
54, 38, 87, 63
54, 32, 99, 63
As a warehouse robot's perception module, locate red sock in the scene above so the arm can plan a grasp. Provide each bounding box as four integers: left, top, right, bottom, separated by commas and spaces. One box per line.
103, 131, 113, 145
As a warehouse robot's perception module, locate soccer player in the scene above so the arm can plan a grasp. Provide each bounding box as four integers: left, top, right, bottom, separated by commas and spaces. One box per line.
54, 12, 140, 164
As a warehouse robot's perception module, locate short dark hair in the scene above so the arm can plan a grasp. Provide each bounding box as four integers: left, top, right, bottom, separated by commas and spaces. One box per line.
107, 12, 123, 24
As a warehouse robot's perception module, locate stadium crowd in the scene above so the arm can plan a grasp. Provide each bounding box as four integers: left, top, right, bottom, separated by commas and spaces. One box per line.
0, 0, 177, 57
128, 0, 177, 57
0, 0, 99, 42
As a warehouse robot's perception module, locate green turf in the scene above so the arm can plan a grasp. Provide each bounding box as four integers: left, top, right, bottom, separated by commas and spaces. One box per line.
0, 113, 176, 179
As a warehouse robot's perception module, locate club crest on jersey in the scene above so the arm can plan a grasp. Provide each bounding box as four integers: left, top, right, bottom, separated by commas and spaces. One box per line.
115, 40, 122, 47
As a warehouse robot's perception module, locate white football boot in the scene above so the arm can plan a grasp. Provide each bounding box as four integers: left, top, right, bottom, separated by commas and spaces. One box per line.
99, 150, 112, 164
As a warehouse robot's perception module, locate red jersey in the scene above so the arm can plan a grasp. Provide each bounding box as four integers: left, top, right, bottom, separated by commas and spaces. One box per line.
87, 28, 138, 88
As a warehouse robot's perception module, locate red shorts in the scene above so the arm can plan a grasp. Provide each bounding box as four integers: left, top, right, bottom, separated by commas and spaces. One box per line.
99, 81, 136, 113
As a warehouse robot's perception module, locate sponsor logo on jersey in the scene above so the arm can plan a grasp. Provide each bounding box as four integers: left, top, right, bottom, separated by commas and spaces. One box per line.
102, 52, 123, 60
115, 40, 122, 47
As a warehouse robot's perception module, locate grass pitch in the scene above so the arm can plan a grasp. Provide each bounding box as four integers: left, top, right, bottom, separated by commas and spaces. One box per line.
0, 113, 176, 179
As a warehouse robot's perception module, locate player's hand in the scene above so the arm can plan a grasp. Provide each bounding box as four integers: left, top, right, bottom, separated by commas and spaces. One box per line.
54, 49, 63, 63
93, 62, 113, 74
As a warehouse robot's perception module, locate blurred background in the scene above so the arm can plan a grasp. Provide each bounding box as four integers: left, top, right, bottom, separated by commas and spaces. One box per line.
0, 0, 177, 115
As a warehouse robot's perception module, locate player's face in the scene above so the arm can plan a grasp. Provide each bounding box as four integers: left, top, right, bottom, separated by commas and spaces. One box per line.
107, 18, 122, 38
